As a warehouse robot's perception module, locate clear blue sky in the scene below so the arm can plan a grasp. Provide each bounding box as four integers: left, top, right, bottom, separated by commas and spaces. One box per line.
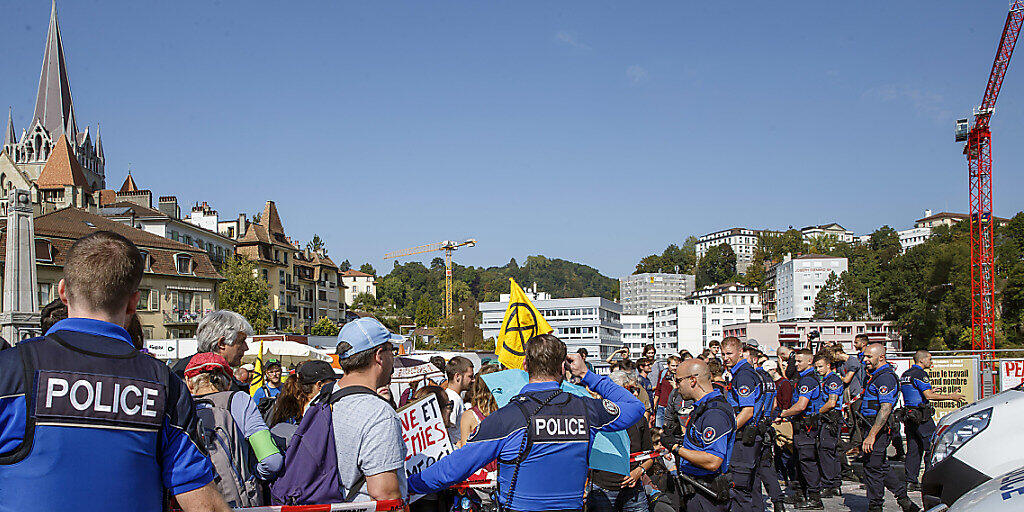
2, 1, 1022, 278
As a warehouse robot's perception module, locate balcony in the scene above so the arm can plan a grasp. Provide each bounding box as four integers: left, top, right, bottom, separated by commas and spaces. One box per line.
164, 310, 203, 325
286, 283, 300, 292
286, 304, 298, 313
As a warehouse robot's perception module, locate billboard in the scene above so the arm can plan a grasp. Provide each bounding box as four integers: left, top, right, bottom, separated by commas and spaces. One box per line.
889, 355, 978, 423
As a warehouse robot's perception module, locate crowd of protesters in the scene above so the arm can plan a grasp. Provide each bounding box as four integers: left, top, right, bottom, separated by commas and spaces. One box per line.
0, 229, 946, 512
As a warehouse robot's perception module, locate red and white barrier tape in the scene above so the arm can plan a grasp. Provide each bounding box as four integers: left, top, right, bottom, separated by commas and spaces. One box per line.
230, 499, 405, 512
629, 448, 670, 463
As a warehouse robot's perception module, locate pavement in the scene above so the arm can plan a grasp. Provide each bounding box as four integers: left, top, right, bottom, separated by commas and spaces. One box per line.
768, 481, 926, 512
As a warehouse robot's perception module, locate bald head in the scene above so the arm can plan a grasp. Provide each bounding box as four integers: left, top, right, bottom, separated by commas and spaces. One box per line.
864, 343, 886, 370
676, 358, 712, 400
777, 346, 792, 359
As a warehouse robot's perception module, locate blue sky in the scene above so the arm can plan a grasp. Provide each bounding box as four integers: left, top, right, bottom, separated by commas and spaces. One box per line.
2, 1, 1022, 278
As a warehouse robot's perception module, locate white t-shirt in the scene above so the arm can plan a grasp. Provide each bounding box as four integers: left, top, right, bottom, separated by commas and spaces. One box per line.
445, 388, 465, 439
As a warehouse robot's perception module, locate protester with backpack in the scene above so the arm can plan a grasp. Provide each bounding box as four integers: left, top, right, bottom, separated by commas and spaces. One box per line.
253, 359, 283, 404
270, 318, 407, 505
185, 353, 284, 507
266, 360, 338, 450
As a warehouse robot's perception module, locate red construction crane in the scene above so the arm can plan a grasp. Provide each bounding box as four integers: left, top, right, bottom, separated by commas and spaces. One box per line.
955, 1, 1024, 396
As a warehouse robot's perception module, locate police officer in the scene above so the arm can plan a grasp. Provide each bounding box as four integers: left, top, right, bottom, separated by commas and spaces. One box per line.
900, 349, 964, 492
719, 337, 762, 512
0, 231, 229, 512
776, 349, 824, 510
664, 358, 736, 512
860, 344, 921, 512
749, 348, 786, 512
408, 333, 644, 511
814, 351, 844, 498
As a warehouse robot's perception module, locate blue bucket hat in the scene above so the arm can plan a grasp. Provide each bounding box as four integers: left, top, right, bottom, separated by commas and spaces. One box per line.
336, 317, 404, 359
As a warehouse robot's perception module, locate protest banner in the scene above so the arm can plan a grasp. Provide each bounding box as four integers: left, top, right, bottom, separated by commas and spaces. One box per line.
890, 355, 978, 423
399, 394, 454, 477
999, 360, 1024, 390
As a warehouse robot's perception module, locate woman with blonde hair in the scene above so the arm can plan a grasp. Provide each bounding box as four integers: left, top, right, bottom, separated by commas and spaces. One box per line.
457, 364, 501, 447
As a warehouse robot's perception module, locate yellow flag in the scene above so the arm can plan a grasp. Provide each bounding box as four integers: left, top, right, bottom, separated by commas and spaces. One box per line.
249, 340, 265, 395
496, 278, 553, 370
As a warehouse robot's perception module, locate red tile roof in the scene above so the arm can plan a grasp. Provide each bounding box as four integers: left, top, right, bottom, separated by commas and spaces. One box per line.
342, 269, 373, 277
36, 133, 89, 191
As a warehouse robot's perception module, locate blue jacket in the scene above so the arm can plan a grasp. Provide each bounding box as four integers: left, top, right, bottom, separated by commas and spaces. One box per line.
0, 318, 213, 512
822, 371, 844, 411
794, 368, 824, 417
407, 371, 644, 511
754, 367, 777, 421
861, 363, 900, 418
901, 364, 932, 407
678, 390, 735, 477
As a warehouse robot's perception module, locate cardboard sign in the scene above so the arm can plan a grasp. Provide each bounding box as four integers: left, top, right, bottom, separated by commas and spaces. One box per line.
399, 394, 454, 476
999, 360, 1024, 390
890, 356, 978, 423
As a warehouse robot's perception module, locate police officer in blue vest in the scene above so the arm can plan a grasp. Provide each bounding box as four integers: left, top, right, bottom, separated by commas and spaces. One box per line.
0, 231, 229, 512
814, 351, 844, 498
748, 346, 786, 512
407, 334, 644, 512
719, 337, 762, 512
860, 344, 921, 512
900, 350, 964, 492
776, 348, 824, 510
663, 357, 736, 512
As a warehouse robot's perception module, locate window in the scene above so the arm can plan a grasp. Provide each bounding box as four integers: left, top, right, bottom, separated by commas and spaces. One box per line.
175, 254, 194, 275
262, 269, 269, 281
38, 282, 52, 305
279, 270, 286, 285
137, 289, 157, 311
35, 240, 53, 263
138, 250, 151, 271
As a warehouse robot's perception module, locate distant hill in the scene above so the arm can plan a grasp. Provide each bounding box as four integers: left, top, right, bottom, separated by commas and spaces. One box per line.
372, 255, 619, 322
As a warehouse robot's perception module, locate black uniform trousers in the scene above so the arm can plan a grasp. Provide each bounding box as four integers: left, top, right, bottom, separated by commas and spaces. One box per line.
794, 422, 821, 495
681, 491, 727, 512
729, 435, 762, 512
864, 429, 910, 509
818, 422, 841, 489
756, 436, 784, 506
904, 418, 936, 485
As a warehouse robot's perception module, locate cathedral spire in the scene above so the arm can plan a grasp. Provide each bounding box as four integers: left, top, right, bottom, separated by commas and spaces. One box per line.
31, 0, 77, 141
3, 107, 14, 148
95, 123, 103, 158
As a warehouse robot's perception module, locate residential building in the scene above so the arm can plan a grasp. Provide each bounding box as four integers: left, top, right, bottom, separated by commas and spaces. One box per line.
898, 226, 932, 252
696, 228, 760, 274
0, 207, 222, 339
621, 314, 653, 359
772, 254, 848, 321
761, 263, 779, 322
620, 272, 696, 314
234, 201, 301, 332
100, 179, 235, 268
801, 223, 856, 244
342, 269, 376, 306
650, 305, 703, 358
183, 201, 249, 241
914, 209, 1009, 229
294, 249, 345, 331
480, 295, 623, 367
722, 320, 900, 353
0, 3, 106, 215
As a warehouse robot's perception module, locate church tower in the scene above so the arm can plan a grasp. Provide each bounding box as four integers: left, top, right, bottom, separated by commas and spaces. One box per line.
11, 1, 105, 191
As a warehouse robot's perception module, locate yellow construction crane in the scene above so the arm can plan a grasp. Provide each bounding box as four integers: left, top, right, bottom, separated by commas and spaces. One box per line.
384, 239, 477, 318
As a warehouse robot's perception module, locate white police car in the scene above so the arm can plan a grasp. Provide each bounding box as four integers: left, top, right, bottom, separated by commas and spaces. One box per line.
926, 465, 1024, 512
922, 383, 1024, 508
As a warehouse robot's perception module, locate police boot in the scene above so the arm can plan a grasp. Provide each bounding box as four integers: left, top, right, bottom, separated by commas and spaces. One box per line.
784, 491, 805, 505
897, 497, 922, 512
819, 486, 840, 498
774, 502, 787, 512
795, 492, 824, 510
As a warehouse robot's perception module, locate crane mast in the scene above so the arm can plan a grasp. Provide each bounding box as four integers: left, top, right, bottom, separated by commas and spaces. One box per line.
956, 1, 1024, 396
384, 239, 477, 318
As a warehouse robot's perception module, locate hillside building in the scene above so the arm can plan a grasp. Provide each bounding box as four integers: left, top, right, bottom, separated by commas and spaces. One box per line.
620, 272, 695, 314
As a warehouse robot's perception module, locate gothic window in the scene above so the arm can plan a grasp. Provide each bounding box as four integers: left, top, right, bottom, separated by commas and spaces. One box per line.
34, 135, 42, 160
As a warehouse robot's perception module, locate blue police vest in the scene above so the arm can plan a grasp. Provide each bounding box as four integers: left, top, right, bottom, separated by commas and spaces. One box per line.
795, 369, 824, 417
0, 327, 212, 512
822, 371, 844, 408
860, 364, 900, 418
755, 367, 777, 421
682, 391, 736, 476
901, 365, 930, 407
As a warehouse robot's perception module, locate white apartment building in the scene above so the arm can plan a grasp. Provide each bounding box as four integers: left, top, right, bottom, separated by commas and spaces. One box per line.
620, 273, 696, 314
101, 198, 236, 268
772, 254, 848, 321
184, 201, 249, 241
650, 305, 703, 357
480, 296, 623, 367
621, 314, 653, 359
341, 269, 376, 305
898, 227, 932, 252
801, 223, 856, 244
696, 228, 760, 274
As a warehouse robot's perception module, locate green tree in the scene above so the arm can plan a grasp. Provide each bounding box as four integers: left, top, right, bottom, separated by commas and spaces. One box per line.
415, 295, 438, 326
307, 234, 326, 255
696, 244, 737, 288
310, 317, 339, 336
359, 263, 376, 276
814, 271, 865, 321
633, 239, 697, 275
216, 256, 271, 334
351, 292, 379, 311
998, 213, 1024, 345
339, 260, 352, 271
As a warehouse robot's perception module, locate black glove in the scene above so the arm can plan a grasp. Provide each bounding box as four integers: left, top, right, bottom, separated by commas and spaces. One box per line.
660, 434, 683, 452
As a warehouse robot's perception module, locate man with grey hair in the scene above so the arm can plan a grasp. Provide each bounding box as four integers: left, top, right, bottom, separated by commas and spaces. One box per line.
171, 310, 254, 381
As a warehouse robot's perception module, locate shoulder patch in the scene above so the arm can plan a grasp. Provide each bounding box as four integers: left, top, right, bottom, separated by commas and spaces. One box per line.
702, 426, 717, 443
828, 381, 840, 390
799, 385, 810, 394
878, 385, 889, 395
738, 385, 752, 397
602, 399, 619, 415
